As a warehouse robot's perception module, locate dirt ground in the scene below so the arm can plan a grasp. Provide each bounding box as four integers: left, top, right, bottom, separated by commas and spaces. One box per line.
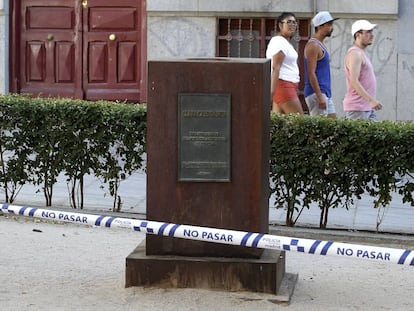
1, 215, 414, 311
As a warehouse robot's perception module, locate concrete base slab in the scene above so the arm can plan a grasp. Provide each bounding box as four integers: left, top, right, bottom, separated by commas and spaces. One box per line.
125, 241, 292, 296
268, 272, 298, 303
230, 272, 298, 305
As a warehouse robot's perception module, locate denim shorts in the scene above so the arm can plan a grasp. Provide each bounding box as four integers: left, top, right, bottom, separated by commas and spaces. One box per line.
345, 110, 378, 121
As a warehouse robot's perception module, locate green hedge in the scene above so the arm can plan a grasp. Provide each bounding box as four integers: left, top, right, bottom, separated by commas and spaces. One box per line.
2, 95, 414, 228
0, 94, 146, 210
270, 113, 414, 228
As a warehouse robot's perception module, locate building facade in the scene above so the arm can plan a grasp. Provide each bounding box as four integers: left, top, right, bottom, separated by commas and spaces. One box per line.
1, 0, 413, 121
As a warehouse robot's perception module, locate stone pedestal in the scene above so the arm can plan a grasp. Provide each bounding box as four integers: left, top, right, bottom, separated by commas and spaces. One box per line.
125, 58, 292, 297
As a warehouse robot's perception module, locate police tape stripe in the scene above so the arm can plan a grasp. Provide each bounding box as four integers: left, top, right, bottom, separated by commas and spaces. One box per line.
2, 203, 414, 266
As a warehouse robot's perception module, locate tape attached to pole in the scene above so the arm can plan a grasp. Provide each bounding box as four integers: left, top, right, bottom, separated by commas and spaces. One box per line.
2, 203, 414, 266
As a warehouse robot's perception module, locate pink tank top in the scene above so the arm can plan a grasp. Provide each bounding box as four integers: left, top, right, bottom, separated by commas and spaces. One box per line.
343, 46, 377, 111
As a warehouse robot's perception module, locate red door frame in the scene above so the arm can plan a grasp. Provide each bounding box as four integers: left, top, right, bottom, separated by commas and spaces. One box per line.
9, 0, 147, 103
140, 0, 147, 102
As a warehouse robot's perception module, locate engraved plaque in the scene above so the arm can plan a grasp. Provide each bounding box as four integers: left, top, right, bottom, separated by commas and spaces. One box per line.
178, 93, 231, 182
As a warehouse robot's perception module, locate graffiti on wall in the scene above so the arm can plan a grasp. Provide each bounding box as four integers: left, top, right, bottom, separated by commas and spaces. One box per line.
149, 17, 212, 58
328, 20, 395, 75
402, 61, 414, 80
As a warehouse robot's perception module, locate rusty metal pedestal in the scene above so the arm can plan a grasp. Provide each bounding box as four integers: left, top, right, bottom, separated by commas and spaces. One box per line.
125, 58, 296, 300
126, 241, 296, 300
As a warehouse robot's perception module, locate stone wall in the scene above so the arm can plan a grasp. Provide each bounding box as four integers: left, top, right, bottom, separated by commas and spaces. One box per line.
147, 0, 402, 120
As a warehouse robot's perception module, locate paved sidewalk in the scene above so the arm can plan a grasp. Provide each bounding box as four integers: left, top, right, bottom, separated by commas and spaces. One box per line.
4, 171, 414, 235
3, 173, 414, 310
2, 216, 414, 311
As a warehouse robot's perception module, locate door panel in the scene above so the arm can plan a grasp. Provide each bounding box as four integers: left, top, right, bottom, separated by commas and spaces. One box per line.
83, 0, 142, 101
26, 42, 45, 81
88, 42, 107, 82
19, 0, 83, 98
56, 42, 75, 82
27, 6, 74, 29
118, 43, 136, 82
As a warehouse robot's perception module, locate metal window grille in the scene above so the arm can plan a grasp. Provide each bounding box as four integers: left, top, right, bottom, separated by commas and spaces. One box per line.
217, 17, 310, 109
217, 18, 309, 57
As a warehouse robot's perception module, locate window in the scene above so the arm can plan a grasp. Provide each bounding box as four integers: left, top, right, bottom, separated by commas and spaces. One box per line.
217, 18, 310, 110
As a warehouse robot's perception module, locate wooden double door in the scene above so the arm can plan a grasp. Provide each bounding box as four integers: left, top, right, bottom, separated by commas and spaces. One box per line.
10, 0, 147, 102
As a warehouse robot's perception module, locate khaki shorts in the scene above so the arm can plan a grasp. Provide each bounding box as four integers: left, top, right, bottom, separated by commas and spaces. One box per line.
305, 93, 336, 116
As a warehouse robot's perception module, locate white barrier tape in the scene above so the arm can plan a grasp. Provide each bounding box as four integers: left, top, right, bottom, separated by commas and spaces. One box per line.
2, 203, 414, 266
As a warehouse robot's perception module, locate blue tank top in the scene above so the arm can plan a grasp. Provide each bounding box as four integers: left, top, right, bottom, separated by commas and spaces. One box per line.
304, 38, 332, 98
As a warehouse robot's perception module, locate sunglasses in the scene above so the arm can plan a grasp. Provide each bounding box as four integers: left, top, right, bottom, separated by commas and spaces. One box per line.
281, 20, 298, 26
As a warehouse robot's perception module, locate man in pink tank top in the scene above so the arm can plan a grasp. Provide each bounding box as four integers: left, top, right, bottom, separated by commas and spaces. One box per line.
343, 20, 382, 121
